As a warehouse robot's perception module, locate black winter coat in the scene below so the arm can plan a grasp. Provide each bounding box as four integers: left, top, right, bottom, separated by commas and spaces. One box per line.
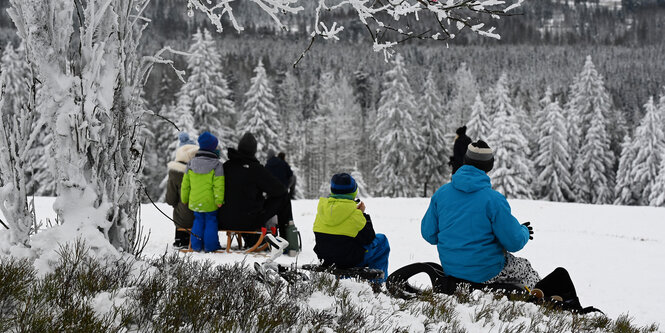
451, 134, 472, 174
165, 167, 194, 228
265, 156, 293, 188
217, 148, 288, 230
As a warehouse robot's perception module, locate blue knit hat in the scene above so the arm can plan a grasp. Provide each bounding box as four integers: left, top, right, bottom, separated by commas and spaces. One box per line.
197, 131, 218, 152
330, 173, 358, 194
178, 132, 197, 147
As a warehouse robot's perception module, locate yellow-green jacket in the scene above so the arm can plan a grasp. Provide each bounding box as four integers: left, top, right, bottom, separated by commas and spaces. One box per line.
181, 150, 225, 213
313, 195, 375, 268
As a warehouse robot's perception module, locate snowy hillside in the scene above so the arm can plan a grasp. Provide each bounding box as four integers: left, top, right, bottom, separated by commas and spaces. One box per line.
4, 196, 664, 329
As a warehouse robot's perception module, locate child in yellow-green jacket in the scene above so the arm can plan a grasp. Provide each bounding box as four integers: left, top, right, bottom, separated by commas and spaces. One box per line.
181, 131, 225, 252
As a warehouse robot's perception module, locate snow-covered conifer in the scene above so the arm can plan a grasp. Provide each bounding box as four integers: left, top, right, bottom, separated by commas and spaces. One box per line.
648, 157, 665, 206
414, 71, 448, 196
487, 74, 533, 199
630, 97, 665, 205
573, 106, 615, 204
614, 134, 639, 205
533, 98, 571, 201
177, 29, 235, 143
372, 55, 423, 197
0, 42, 30, 122
238, 59, 281, 161
467, 94, 490, 140
566, 56, 624, 189
351, 164, 372, 198
449, 62, 479, 129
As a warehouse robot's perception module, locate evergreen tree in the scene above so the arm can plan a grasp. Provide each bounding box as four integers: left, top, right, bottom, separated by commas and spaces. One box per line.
533, 98, 571, 201
487, 74, 533, 199
371, 55, 422, 197
573, 105, 615, 204
648, 157, 665, 207
351, 164, 372, 198
467, 94, 490, 140
328, 75, 361, 173
566, 56, 624, 197
238, 59, 281, 162
614, 134, 639, 205
449, 62, 479, 129
630, 97, 665, 205
414, 71, 448, 197
177, 28, 235, 143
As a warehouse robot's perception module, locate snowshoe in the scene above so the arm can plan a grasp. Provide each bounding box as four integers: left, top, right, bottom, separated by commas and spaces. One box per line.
264, 234, 289, 262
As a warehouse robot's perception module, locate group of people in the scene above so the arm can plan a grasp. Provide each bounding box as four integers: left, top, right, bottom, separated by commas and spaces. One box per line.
166, 131, 295, 253
164, 126, 590, 307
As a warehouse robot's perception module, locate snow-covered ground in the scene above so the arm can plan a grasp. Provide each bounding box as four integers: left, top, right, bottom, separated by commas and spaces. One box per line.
3, 197, 664, 328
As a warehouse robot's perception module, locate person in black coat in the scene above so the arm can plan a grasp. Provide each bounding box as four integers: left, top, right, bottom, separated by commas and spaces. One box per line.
217, 132, 294, 239
449, 125, 472, 174
266, 150, 296, 199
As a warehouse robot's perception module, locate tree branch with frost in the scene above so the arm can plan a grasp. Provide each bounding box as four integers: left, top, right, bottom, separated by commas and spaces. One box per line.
186, 0, 304, 33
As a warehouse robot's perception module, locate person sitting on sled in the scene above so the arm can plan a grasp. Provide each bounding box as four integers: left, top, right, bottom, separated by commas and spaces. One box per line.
313, 173, 390, 282
421, 140, 540, 290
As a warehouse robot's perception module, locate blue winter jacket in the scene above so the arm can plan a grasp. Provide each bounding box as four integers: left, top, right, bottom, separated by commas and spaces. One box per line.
421, 165, 530, 283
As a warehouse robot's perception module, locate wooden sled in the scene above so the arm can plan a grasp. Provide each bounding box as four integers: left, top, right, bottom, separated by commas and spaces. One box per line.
176, 228, 269, 255
301, 264, 384, 281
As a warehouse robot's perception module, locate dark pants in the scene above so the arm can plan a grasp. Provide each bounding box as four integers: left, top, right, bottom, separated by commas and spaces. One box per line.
241, 194, 294, 246
174, 229, 190, 247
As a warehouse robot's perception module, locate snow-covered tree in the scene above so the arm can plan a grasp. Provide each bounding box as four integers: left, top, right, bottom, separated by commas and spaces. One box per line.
372, 55, 423, 197
614, 134, 639, 206
238, 60, 281, 161
566, 56, 624, 177
177, 28, 235, 143
486, 74, 533, 199
572, 106, 615, 204
467, 94, 490, 140
414, 71, 448, 197
449, 62, 479, 129
648, 157, 665, 206
351, 164, 372, 198
7, 0, 175, 251
0, 42, 31, 123
0, 55, 39, 246
533, 98, 571, 202
629, 97, 665, 205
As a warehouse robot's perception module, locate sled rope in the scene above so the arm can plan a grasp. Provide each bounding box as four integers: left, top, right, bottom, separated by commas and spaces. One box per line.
141, 186, 202, 241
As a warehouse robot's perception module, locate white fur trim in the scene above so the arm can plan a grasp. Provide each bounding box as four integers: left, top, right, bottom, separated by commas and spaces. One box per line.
167, 161, 187, 173
175, 144, 199, 163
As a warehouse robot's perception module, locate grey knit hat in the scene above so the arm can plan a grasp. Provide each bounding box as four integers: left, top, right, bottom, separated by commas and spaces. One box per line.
464, 140, 494, 173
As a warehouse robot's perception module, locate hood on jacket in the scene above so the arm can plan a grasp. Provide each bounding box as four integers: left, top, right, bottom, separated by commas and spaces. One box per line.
451, 165, 492, 193
168, 144, 199, 172
227, 147, 259, 165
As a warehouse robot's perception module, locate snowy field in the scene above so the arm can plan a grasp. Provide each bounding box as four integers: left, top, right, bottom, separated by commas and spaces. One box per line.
4, 197, 664, 328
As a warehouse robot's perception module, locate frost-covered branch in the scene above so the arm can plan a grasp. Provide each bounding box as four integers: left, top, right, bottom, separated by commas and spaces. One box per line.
187, 0, 304, 33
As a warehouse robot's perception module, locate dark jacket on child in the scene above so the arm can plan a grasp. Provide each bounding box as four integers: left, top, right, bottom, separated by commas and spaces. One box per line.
165, 144, 199, 228
217, 147, 288, 231
313, 195, 376, 268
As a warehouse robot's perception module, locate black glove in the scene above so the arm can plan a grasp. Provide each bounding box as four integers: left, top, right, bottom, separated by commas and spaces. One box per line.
522, 222, 533, 240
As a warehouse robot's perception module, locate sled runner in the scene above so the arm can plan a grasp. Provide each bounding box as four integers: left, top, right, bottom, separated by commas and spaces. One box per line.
176, 227, 270, 254
386, 262, 602, 314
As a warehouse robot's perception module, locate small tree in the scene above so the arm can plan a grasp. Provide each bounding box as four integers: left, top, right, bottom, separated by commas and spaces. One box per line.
414, 72, 448, 197
533, 98, 571, 202
487, 74, 533, 199
238, 60, 282, 161
372, 55, 422, 197
614, 134, 639, 205
467, 94, 490, 140
630, 97, 665, 205
648, 156, 665, 207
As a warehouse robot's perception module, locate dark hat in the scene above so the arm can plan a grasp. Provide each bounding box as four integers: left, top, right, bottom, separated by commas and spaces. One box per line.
463, 140, 494, 173
330, 173, 358, 194
197, 131, 218, 152
456, 126, 467, 136
238, 132, 257, 157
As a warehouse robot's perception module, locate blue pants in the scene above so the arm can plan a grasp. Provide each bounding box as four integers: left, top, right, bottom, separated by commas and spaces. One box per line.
191, 211, 220, 252
358, 233, 390, 283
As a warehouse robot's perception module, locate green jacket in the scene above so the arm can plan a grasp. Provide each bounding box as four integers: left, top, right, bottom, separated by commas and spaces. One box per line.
313, 195, 375, 268
313, 196, 367, 236
181, 150, 225, 213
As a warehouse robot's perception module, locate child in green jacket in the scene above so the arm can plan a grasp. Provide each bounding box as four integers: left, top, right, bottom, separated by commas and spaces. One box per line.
181, 131, 225, 252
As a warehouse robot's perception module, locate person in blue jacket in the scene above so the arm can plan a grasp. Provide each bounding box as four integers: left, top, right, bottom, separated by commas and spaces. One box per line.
421, 140, 539, 289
